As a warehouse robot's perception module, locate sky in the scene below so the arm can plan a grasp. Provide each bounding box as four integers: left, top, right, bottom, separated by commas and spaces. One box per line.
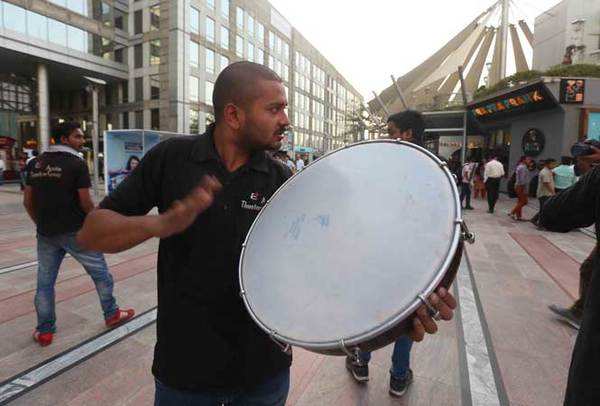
269, 0, 564, 100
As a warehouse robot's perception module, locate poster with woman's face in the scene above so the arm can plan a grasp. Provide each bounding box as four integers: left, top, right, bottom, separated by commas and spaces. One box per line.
104, 131, 176, 194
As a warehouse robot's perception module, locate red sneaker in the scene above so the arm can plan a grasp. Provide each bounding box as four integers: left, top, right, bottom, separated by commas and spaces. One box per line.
33, 331, 53, 347
105, 308, 135, 327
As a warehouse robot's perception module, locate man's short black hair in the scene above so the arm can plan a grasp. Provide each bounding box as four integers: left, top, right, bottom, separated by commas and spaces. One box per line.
52, 121, 81, 144
213, 61, 282, 122
561, 156, 572, 165
387, 110, 425, 146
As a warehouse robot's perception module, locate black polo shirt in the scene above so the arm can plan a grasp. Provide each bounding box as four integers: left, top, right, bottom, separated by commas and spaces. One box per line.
26, 149, 91, 237
99, 125, 292, 391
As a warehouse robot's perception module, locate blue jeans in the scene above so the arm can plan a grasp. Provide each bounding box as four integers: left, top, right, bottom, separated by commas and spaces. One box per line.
154, 369, 290, 406
359, 335, 413, 379
35, 231, 118, 333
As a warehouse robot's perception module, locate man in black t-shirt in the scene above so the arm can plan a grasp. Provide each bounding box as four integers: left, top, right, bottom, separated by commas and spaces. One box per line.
77, 63, 455, 405
24, 122, 135, 347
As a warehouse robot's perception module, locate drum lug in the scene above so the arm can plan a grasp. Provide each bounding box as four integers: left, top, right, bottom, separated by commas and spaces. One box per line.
439, 161, 448, 169
269, 331, 292, 355
456, 219, 475, 244
339, 339, 360, 362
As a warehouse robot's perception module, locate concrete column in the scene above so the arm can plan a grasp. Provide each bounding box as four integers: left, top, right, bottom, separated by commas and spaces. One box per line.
37, 64, 50, 152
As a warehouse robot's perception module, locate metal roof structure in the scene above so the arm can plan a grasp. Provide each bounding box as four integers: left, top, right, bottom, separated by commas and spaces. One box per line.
369, 0, 534, 116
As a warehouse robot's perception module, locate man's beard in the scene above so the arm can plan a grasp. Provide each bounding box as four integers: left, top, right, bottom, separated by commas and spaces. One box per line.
243, 122, 286, 152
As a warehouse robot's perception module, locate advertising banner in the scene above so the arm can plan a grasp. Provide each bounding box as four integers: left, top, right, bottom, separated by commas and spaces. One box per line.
104, 130, 177, 195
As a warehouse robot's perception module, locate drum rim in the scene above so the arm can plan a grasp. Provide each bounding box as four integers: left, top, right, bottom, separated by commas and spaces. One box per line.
239, 139, 462, 351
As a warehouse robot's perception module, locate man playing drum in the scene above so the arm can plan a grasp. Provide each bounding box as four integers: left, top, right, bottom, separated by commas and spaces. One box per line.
78, 63, 455, 405
345, 110, 450, 397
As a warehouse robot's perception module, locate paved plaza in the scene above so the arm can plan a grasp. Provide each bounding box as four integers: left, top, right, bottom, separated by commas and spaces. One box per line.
0, 183, 590, 406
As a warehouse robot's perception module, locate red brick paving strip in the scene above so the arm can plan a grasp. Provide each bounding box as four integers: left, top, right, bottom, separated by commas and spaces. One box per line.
0, 252, 157, 324
287, 348, 327, 405
509, 233, 579, 300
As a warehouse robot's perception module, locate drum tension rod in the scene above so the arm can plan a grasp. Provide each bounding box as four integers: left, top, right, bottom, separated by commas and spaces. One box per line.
269, 330, 292, 355
456, 219, 476, 244
339, 339, 360, 362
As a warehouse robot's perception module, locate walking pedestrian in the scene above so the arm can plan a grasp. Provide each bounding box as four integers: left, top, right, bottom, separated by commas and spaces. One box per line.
285, 153, 295, 173
0, 154, 5, 185
553, 156, 577, 193
345, 109, 457, 398
23, 121, 135, 347
509, 156, 532, 220
473, 161, 486, 200
484, 154, 505, 213
460, 159, 476, 210
295, 155, 305, 172
531, 158, 556, 226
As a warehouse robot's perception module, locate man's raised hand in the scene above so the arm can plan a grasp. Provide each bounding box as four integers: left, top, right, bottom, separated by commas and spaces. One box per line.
150, 175, 222, 239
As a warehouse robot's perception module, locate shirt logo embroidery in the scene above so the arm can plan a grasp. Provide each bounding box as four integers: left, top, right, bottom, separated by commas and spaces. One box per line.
242, 192, 266, 211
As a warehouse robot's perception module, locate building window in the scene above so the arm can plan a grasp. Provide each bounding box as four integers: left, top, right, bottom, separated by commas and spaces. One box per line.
48, 19, 67, 47
135, 110, 144, 128
205, 17, 215, 42
205, 81, 214, 105
114, 47, 124, 63
190, 40, 199, 68
236, 7, 244, 30
190, 6, 199, 34
190, 76, 199, 102
135, 77, 143, 101
190, 109, 199, 134
114, 9, 127, 30
257, 23, 264, 44
150, 40, 161, 65
134, 44, 143, 68
247, 42, 254, 62
206, 48, 215, 74
219, 55, 229, 74
269, 32, 275, 51
27, 11, 48, 41
220, 0, 229, 20
247, 15, 254, 36
151, 108, 160, 130
122, 81, 129, 103
134, 9, 143, 34
122, 112, 129, 129
150, 5, 160, 31
256, 48, 264, 65
236, 35, 243, 58
67, 25, 87, 53
206, 0, 215, 10
4, 2, 26, 34
150, 75, 160, 100
220, 26, 229, 50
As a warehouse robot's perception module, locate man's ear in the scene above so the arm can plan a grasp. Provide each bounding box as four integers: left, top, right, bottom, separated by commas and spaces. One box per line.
223, 103, 244, 131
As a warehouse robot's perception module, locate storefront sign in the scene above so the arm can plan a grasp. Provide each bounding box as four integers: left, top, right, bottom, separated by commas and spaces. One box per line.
469, 81, 558, 121
473, 89, 545, 118
560, 79, 585, 104
522, 128, 545, 157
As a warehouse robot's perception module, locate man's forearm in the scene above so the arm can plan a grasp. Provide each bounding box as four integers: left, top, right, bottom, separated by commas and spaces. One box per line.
77, 209, 159, 253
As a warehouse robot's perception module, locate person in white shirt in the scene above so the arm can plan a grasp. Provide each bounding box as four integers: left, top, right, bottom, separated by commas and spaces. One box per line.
0, 156, 5, 185
295, 156, 305, 172
285, 156, 295, 173
484, 155, 505, 213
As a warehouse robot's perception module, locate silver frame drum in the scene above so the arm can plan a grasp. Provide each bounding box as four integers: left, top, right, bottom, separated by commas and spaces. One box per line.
239, 139, 468, 356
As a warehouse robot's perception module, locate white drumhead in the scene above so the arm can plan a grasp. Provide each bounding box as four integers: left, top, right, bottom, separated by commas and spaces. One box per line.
240, 141, 461, 350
